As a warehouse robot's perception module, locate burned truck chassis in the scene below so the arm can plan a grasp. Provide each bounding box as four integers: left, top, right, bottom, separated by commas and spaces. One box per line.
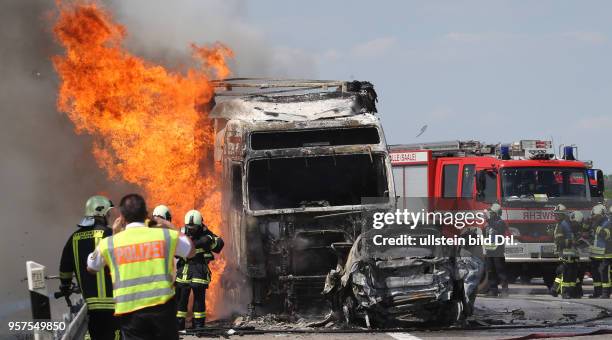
248, 212, 367, 315
210, 79, 394, 318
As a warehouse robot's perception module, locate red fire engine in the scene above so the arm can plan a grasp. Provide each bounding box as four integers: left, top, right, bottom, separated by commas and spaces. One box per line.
389, 140, 605, 286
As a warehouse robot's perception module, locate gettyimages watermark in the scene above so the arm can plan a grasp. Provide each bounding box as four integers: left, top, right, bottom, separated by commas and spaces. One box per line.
372, 209, 486, 229
361, 197, 517, 252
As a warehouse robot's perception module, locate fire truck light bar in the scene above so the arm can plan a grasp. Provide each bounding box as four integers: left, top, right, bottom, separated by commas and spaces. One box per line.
520, 140, 552, 149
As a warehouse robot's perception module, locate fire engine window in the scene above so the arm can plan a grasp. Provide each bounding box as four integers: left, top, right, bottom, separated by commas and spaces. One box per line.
461, 164, 476, 198
480, 172, 498, 203
501, 168, 588, 201
231, 164, 243, 208
247, 154, 388, 210
250, 127, 380, 150
442, 164, 459, 198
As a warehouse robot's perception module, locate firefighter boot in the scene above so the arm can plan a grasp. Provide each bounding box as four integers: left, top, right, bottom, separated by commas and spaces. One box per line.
177, 317, 185, 331
561, 287, 575, 299
601, 287, 610, 299
193, 318, 205, 329
590, 286, 602, 298
574, 283, 583, 298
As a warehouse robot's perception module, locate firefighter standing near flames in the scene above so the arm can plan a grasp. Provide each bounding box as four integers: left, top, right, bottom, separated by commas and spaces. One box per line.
87, 194, 195, 340
484, 203, 510, 297
588, 204, 611, 298
59, 195, 120, 340
176, 210, 224, 330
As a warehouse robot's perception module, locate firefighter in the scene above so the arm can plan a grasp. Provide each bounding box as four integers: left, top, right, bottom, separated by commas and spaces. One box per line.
552, 204, 578, 299
176, 210, 224, 330
589, 204, 611, 298
59, 195, 120, 340
484, 203, 509, 297
87, 194, 195, 340
569, 211, 586, 298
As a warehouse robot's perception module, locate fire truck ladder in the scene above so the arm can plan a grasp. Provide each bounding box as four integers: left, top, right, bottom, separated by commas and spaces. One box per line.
389, 140, 498, 158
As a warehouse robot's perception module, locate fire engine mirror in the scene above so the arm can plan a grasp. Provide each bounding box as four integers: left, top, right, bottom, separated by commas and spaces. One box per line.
595, 169, 604, 197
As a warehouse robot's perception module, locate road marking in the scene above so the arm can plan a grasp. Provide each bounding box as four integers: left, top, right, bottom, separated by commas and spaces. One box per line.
387, 332, 423, 340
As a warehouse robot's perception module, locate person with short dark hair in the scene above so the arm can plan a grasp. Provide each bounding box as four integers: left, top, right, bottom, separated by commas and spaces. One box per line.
87, 194, 194, 340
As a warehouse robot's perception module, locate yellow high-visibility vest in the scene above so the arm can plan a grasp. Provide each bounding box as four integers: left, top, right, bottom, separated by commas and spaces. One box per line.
99, 227, 178, 315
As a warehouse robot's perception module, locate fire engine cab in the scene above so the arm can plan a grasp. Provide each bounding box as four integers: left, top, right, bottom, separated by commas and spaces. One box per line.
389, 140, 605, 287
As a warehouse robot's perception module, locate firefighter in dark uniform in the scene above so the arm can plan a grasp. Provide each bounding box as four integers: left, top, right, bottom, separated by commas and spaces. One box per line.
589, 204, 611, 298
176, 210, 224, 330
569, 211, 587, 298
552, 204, 578, 299
484, 203, 509, 297
59, 195, 120, 340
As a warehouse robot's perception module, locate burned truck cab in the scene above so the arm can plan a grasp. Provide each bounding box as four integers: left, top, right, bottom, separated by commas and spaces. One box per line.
210, 80, 395, 314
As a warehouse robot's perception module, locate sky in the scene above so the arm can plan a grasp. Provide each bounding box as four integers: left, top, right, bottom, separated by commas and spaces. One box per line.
106, 0, 612, 170
235, 0, 611, 170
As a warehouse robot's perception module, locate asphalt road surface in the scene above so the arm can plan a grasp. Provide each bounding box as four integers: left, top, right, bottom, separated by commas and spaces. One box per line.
182, 283, 612, 340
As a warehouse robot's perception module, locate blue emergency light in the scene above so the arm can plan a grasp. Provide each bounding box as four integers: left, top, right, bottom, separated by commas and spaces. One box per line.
563, 146, 575, 160
587, 169, 595, 178
500, 145, 511, 160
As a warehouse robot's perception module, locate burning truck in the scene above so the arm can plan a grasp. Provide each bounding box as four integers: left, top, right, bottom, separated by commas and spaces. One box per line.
207, 79, 395, 316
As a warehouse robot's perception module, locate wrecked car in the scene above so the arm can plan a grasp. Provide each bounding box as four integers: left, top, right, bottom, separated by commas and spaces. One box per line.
324, 225, 469, 327
209, 79, 395, 315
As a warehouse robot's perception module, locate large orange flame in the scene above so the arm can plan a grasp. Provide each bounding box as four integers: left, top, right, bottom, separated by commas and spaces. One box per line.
52, 1, 233, 318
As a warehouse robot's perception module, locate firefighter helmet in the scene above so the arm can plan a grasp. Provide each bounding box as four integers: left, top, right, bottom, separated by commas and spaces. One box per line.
591, 204, 606, 216
489, 203, 502, 214
569, 211, 584, 223
552, 204, 567, 214
152, 205, 172, 222
184, 210, 203, 226
84, 195, 114, 217
484, 203, 502, 219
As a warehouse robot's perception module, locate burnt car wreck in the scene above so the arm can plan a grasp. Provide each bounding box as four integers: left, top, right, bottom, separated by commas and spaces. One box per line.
323, 225, 469, 327
209, 79, 395, 316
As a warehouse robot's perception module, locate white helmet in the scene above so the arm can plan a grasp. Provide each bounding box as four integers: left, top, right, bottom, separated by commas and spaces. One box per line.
152, 205, 172, 222
184, 210, 203, 226
592, 204, 606, 216
485, 203, 502, 219
489, 203, 502, 214
553, 204, 567, 214
569, 211, 584, 223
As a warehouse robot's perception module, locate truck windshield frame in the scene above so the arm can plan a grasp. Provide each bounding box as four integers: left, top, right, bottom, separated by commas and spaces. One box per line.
246, 153, 389, 211
501, 167, 590, 201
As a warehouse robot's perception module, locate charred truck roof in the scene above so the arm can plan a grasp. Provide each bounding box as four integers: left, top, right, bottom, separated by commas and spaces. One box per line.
210, 79, 394, 315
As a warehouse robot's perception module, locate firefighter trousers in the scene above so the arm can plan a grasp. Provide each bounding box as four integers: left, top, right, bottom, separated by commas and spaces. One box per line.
560, 257, 578, 296
486, 257, 508, 292
591, 258, 610, 292
87, 310, 121, 340
117, 297, 179, 340
176, 283, 207, 325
